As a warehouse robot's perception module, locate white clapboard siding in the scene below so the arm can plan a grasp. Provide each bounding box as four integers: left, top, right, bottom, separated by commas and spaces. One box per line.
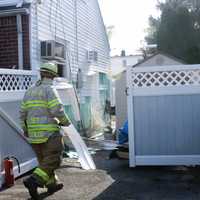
77, 0, 110, 68
30, 0, 110, 100
31, 0, 78, 80
30, 3, 40, 70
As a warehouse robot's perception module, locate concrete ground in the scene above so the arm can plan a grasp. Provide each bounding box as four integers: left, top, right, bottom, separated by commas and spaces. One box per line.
1, 150, 200, 200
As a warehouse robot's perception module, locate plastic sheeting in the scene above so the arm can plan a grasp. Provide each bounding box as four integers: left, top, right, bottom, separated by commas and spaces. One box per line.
61, 125, 96, 170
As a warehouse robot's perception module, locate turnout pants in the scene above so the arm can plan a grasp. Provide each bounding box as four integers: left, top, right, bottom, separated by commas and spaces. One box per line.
31, 134, 64, 187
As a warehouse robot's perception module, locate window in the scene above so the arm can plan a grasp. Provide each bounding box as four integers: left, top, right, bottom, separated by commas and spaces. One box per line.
0, 14, 30, 70
86, 50, 98, 62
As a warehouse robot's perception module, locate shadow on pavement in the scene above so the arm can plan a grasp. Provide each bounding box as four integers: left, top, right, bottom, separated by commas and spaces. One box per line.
92, 150, 200, 200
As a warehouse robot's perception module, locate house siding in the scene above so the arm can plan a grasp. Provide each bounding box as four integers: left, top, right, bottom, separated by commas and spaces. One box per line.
31, 0, 110, 76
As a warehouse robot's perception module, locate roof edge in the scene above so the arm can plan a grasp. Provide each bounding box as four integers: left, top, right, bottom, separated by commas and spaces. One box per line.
132, 51, 186, 68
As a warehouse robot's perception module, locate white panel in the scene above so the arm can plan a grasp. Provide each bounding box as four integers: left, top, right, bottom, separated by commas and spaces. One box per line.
127, 65, 136, 167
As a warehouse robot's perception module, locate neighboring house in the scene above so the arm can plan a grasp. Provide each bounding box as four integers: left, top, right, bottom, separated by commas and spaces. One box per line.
111, 53, 143, 77
0, 0, 110, 187
110, 53, 142, 108
115, 52, 186, 130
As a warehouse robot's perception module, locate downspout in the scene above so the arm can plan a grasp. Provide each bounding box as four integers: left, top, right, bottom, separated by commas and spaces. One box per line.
17, 14, 24, 70
74, 0, 79, 64
73, 0, 86, 135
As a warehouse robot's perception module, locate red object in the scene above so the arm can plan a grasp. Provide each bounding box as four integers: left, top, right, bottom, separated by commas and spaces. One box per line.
4, 158, 14, 187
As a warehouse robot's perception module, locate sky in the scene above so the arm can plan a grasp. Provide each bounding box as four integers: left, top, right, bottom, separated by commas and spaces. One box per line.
98, 0, 161, 56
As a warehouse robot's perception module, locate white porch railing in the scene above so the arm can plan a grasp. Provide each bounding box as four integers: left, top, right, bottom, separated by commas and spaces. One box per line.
0, 69, 38, 92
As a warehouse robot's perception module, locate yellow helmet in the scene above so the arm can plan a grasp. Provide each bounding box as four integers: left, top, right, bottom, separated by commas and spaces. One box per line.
40, 62, 58, 76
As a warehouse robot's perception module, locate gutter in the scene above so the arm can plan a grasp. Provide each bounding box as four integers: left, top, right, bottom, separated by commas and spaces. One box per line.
0, 8, 29, 17
0, 0, 33, 8
17, 14, 23, 69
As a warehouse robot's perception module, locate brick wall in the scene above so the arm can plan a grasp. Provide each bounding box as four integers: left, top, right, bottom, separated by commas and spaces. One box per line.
0, 16, 18, 69
0, 15, 30, 70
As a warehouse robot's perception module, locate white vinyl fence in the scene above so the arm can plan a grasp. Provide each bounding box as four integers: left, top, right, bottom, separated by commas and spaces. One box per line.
127, 64, 200, 167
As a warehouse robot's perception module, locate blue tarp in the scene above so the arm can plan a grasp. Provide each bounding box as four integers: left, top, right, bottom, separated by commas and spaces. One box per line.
118, 120, 128, 144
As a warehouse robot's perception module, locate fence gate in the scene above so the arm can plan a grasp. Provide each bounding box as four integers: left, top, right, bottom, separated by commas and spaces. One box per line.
127, 64, 200, 167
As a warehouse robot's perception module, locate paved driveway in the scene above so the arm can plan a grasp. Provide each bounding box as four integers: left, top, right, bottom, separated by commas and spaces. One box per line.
1, 150, 200, 200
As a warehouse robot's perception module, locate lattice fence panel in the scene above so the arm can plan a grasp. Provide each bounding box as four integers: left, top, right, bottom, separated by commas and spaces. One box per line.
131, 69, 200, 88
0, 74, 36, 91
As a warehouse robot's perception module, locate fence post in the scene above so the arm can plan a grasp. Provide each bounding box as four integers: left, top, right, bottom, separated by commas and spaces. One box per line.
126, 65, 136, 167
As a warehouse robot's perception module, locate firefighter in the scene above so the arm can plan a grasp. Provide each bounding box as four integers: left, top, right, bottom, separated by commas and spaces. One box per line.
20, 62, 70, 199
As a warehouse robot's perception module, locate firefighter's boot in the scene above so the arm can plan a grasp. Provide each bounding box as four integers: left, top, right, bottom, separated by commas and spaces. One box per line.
23, 176, 42, 200
47, 182, 64, 194
46, 174, 63, 194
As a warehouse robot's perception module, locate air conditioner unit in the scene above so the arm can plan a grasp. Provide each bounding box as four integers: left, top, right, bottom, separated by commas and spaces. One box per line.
41, 40, 66, 60
86, 50, 98, 62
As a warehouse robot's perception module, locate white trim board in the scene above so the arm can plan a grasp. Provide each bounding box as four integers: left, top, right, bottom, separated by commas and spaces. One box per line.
0, 69, 37, 76
131, 155, 200, 167
127, 66, 136, 167
0, 8, 29, 17
89, 65, 110, 74
0, 91, 25, 102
